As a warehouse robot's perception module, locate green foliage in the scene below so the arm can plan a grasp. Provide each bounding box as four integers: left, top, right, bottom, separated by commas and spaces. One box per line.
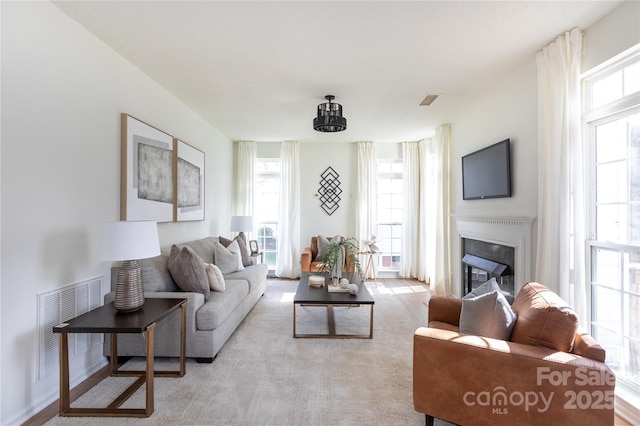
319, 237, 362, 280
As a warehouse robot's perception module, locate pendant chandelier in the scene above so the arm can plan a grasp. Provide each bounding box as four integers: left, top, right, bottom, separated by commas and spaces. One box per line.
313, 95, 347, 132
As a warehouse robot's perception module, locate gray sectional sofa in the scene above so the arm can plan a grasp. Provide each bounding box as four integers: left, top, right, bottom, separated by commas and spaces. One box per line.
104, 236, 268, 363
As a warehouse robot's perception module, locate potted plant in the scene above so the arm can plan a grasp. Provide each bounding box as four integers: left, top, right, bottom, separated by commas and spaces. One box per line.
319, 237, 363, 284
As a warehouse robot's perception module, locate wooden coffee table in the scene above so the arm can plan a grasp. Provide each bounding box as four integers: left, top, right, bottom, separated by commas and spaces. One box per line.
293, 273, 374, 339
53, 298, 187, 418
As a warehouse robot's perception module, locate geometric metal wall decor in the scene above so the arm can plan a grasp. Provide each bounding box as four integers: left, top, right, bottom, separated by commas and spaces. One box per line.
318, 166, 342, 215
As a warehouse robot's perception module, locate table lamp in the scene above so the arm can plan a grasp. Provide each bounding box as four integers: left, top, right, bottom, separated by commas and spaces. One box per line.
99, 221, 160, 312
230, 215, 253, 241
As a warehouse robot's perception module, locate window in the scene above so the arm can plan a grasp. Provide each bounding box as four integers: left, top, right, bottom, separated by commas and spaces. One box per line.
376, 160, 403, 270
585, 50, 640, 395
254, 159, 280, 268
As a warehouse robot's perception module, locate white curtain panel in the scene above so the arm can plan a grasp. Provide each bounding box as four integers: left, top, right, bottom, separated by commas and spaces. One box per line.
356, 141, 377, 278
235, 141, 256, 220
276, 141, 301, 278
535, 27, 586, 323
401, 141, 428, 281
429, 125, 452, 296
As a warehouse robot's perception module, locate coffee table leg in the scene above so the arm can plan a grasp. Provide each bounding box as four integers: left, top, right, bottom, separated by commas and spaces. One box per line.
327, 305, 336, 335
293, 303, 297, 337
369, 304, 374, 338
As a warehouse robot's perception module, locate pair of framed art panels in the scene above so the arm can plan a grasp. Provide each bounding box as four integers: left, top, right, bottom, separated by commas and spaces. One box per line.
120, 113, 205, 223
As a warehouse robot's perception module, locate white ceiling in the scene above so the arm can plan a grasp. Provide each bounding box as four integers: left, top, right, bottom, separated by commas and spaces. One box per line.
54, 1, 622, 143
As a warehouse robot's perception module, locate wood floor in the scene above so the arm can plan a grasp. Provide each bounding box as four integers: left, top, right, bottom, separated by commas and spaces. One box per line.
23, 278, 635, 426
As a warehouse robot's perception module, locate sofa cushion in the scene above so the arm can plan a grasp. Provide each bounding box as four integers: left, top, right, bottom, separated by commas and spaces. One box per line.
511, 282, 578, 352
196, 279, 250, 330
214, 240, 242, 274
463, 277, 500, 299
137, 254, 179, 292
459, 290, 517, 340
204, 263, 226, 292
183, 236, 217, 264
224, 263, 268, 293
167, 245, 210, 300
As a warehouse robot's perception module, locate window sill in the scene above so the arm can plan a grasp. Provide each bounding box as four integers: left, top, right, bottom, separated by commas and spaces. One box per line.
615, 383, 639, 423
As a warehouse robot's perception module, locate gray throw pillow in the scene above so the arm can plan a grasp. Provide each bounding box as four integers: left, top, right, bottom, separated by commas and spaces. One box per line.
459, 290, 517, 340
167, 245, 210, 300
316, 235, 331, 261
214, 240, 241, 274
235, 233, 252, 267
463, 277, 500, 299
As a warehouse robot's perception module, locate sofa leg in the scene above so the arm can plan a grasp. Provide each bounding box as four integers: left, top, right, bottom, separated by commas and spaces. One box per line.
425, 414, 434, 426
196, 357, 215, 364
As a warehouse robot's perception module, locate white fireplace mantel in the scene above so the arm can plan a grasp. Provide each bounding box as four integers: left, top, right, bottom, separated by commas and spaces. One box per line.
452, 215, 535, 298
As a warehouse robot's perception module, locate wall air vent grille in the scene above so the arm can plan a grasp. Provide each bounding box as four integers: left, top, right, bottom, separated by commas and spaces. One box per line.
36, 277, 103, 380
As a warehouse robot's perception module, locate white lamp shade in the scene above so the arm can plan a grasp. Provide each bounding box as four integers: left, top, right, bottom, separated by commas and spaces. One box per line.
99, 221, 161, 261
230, 216, 253, 232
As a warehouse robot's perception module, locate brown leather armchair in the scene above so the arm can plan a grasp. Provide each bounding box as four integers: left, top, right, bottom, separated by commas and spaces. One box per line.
413, 282, 615, 426
301, 236, 352, 273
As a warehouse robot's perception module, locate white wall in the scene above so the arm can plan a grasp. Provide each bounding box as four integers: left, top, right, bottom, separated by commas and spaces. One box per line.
299, 143, 358, 248
0, 2, 233, 423
582, 0, 640, 72
450, 60, 538, 219
254, 141, 401, 254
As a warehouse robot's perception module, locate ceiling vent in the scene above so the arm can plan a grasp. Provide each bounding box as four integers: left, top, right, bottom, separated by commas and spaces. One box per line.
419, 94, 439, 106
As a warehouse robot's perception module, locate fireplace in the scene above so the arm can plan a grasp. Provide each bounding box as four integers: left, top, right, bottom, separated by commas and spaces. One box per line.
453, 215, 535, 299
462, 238, 515, 302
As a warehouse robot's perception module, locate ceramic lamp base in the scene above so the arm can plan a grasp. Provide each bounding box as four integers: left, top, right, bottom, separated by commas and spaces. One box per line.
114, 260, 144, 312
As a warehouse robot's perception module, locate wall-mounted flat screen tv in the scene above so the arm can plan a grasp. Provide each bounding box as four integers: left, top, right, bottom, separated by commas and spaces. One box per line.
462, 139, 512, 200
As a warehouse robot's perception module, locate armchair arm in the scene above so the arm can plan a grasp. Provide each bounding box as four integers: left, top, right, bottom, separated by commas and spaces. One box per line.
301, 247, 313, 272
428, 296, 462, 326
572, 326, 606, 362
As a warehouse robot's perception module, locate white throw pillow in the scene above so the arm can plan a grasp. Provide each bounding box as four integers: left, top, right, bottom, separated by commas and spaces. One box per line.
214, 241, 242, 274
227, 239, 245, 272
204, 263, 226, 292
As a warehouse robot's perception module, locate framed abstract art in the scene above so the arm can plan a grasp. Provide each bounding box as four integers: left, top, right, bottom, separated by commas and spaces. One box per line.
174, 139, 205, 221
120, 114, 174, 222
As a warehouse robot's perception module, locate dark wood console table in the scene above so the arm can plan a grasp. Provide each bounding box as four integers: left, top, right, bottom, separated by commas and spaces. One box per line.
53, 298, 187, 418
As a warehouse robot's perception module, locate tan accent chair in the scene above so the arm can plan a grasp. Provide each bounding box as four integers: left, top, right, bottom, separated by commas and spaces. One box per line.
300, 236, 352, 273
413, 282, 615, 426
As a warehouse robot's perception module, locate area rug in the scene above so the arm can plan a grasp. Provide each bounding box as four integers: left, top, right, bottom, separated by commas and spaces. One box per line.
45, 279, 454, 425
